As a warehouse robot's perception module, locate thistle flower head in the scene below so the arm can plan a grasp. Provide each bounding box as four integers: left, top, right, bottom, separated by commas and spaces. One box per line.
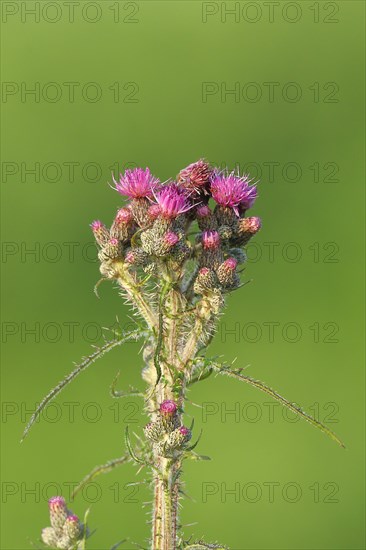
164, 231, 179, 247
125, 250, 136, 264
223, 257, 238, 271
202, 230, 220, 250
240, 216, 262, 234
48, 496, 68, 531
196, 205, 211, 219
63, 514, 82, 540
147, 204, 162, 220
48, 496, 66, 510
114, 167, 159, 199
159, 400, 177, 415
211, 170, 257, 215
90, 220, 110, 247
178, 159, 212, 194
179, 426, 191, 437
115, 207, 133, 224
90, 220, 104, 233
154, 185, 192, 219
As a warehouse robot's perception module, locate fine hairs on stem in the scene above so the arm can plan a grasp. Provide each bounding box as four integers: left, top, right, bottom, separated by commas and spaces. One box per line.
25, 160, 344, 550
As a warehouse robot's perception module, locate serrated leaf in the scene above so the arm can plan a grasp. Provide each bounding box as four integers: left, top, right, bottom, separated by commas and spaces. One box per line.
72, 455, 129, 499
211, 361, 345, 448
21, 328, 145, 441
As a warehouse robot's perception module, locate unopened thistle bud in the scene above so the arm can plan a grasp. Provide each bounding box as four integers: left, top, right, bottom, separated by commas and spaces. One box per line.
175, 425, 192, 445
164, 231, 179, 247
162, 426, 192, 455
125, 247, 148, 266
196, 205, 217, 231
41, 527, 58, 548
110, 208, 135, 242
100, 238, 122, 261
235, 216, 262, 245
201, 230, 223, 269
144, 420, 164, 442
228, 247, 247, 264
194, 267, 218, 294
216, 257, 239, 289
218, 225, 233, 240
147, 204, 161, 221
48, 496, 68, 531
130, 197, 152, 229
159, 400, 179, 432
90, 220, 110, 247
63, 514, 83, 541
202, 230, 220, 250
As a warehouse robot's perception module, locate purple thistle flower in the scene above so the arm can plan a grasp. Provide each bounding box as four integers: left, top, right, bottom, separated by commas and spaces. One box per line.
113, 167, 159, 199
154, 185, 192, 219
210, 170, 257, 215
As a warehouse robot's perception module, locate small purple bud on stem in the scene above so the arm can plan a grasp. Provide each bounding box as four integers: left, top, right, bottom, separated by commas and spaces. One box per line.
196, 205, 211, 218
216, 257, 240, 288
115, 207, 133, 224
235, 216, 262, 245
159, 400, 177, 415
224, 257, 238, 271
63, 514, 82, 540
48, 496, 68, 531
240, 216, 262, 234
90, 220, 110, 247
202, 230, 220, 250
164, 232, 179, 247
148, 204, 161, 221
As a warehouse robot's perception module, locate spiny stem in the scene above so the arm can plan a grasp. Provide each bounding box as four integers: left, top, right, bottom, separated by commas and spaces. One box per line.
117, 265, 158, 331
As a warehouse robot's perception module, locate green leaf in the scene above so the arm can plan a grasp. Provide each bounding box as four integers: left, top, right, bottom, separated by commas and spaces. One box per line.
185, 429, 203, 452
72, 455, 129, 499
110, 540, 127, 550
124, 425, 146, 465
21, 328, 145, 441
185, 542, 228, 550
211, 362, 345, 448
110, 371, 143, 399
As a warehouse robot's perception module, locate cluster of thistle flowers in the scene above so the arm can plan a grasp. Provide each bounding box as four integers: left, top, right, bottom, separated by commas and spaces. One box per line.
144, 400, 191, 457
41, 497, 85, 550
90, 159, 261, 293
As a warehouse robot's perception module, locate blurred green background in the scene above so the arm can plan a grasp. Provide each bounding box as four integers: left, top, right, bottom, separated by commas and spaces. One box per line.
1, 1, 365, 549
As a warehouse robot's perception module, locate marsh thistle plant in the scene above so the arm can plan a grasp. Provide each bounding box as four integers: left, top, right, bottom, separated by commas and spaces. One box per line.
23, 160, 344, 550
